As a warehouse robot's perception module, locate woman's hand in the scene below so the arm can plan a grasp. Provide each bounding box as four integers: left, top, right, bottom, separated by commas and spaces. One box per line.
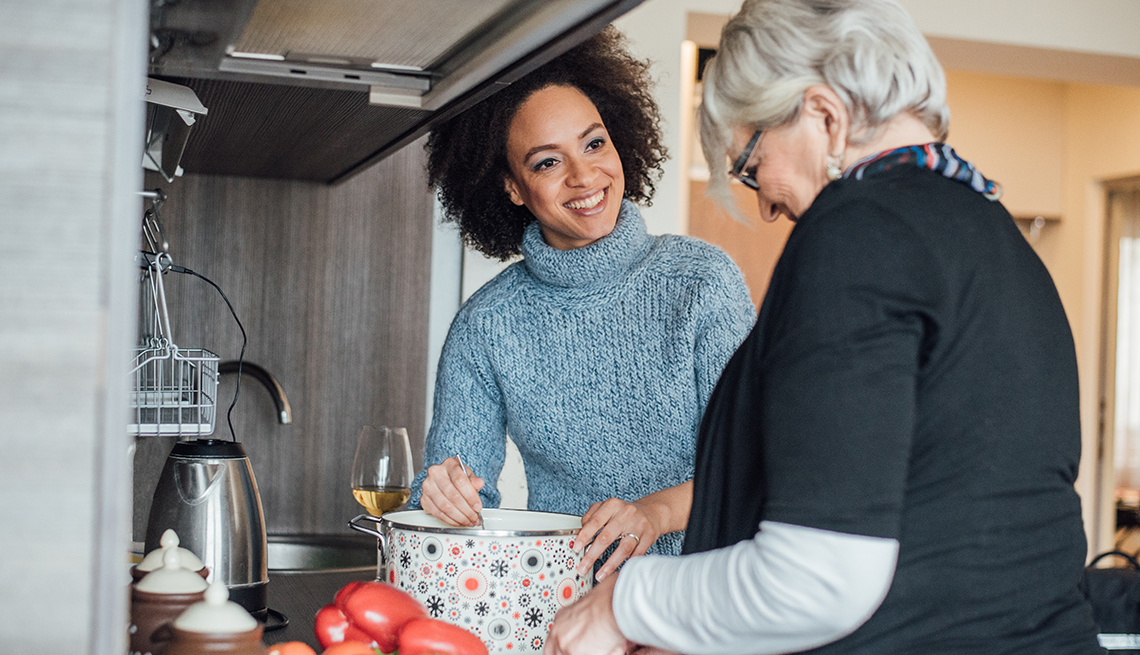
573, 481, 693, 581
574, 498, 660, 581
419, 457, 486, 527
544, 573, 630, 655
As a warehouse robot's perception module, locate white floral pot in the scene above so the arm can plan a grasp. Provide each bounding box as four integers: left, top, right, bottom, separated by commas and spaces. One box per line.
351, 509, 592, 654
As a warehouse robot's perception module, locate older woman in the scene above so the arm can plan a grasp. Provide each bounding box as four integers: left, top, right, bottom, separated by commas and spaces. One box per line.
545, 1, 1102, 654
408, 27, 755, 580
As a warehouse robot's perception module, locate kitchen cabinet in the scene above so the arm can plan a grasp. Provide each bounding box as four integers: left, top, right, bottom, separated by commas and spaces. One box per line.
1, 1, 145, 651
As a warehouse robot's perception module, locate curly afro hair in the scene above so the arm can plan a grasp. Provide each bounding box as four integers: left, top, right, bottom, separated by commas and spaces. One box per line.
426, 26, 667, 261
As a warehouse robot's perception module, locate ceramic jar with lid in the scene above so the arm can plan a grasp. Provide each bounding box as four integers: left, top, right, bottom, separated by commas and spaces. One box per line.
166, 581, 267, 655
133, 529, 209, 583
130, 547, 209, 655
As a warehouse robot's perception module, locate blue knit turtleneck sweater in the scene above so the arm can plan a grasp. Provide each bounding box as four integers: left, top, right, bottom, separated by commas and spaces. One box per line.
409, 200, 755, 555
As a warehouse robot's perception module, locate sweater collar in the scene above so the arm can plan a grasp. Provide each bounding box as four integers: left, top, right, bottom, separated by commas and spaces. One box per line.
521, 199, 653, 288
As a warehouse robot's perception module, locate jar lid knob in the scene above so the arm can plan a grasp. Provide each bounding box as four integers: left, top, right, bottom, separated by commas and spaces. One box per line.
160, 529, 180, 549
204, 581, 229, 604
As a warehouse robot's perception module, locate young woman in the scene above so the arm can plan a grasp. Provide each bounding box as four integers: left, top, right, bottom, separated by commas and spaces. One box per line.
407, 27, 755, 580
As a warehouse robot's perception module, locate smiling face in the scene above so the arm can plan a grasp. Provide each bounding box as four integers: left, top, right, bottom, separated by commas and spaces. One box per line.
503, 85, 625, 251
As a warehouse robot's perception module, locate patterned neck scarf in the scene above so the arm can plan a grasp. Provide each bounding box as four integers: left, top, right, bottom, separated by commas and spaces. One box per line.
842, 142, 1003, 201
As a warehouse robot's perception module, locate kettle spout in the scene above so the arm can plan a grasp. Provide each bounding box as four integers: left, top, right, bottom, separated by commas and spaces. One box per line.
218, 361, 292, 424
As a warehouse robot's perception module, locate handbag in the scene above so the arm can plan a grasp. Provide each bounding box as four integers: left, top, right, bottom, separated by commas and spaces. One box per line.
1081, 550, 1140, 652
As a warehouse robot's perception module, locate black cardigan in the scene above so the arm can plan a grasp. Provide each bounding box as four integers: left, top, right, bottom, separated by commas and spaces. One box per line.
684, 165, 1102, 654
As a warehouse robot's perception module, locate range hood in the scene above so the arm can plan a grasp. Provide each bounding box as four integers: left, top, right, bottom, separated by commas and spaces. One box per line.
148, 0, 644, 183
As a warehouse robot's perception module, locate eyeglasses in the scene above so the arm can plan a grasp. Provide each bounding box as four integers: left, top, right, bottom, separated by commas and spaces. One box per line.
729, 129, 762, 190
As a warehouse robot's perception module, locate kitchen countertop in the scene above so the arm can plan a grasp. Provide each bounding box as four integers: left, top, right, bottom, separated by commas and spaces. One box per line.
262, 568, 376, 649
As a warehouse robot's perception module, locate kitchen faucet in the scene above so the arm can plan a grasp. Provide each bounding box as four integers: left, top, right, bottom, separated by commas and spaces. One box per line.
218, 361, 292, 425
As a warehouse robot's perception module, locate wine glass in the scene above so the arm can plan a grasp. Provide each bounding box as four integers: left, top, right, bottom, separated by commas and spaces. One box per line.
351, 426, 413, 517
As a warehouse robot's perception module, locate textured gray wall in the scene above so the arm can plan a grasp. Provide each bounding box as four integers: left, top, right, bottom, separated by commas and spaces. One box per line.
132, 141, 435, 539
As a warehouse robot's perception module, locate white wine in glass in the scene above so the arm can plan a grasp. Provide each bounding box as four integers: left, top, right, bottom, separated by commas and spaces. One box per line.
352, 487, 411, 516
351, 426, 413, 517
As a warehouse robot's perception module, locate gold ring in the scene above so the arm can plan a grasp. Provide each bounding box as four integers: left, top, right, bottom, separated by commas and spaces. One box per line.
620, 533, 640, 546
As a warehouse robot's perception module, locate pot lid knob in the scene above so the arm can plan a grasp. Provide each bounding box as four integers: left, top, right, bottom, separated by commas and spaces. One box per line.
173, 581, 258, 633
138, 529, 205, 573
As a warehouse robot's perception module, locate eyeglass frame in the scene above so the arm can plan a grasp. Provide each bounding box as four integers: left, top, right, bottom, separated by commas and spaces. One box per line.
729, 129, 762, 190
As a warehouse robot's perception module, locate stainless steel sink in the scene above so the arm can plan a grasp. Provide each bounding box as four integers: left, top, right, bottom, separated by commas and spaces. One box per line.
267, 533, 377, 572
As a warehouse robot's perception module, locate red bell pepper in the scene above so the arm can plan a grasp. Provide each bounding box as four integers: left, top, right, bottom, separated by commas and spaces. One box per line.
314, 603, 373, 650
398, 618, 488, 655
315, 581, 428, 653
335, 581, 367, 606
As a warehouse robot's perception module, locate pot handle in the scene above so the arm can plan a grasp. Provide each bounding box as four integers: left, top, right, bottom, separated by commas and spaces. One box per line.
349, 514, 387, 568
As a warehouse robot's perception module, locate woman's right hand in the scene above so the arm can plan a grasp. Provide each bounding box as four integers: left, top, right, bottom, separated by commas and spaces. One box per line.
419, 457, 486, 527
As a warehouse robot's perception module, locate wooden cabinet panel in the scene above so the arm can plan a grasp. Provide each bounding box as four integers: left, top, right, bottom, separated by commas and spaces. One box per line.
133, 139, 434, 537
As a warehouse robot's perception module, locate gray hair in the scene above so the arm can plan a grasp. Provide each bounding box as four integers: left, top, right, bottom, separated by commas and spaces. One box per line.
700, 0, 949, 204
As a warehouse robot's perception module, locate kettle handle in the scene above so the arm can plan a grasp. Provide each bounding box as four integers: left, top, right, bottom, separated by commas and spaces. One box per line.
348, 514, 387, 569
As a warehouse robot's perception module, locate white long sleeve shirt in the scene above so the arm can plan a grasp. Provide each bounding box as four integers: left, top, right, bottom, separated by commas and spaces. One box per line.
613, 521, 899, 655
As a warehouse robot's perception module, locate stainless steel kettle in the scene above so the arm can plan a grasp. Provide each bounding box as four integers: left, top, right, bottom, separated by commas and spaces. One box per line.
144, 439, 268, 620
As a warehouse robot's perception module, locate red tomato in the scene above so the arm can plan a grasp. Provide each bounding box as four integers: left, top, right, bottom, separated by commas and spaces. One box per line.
314, 603, 373, 650
398, 618, 488, 655
338, 582, 428, 654
267, 642, 317, 655
320, 642, 377, 655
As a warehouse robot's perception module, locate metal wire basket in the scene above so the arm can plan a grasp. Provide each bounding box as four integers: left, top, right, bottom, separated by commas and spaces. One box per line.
129, 253, 218, 437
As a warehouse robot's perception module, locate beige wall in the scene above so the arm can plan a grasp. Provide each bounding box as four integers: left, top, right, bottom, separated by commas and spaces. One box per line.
943, 72, 1066, 220
1061, 84, 1140, 551
900, 0, 1140, 59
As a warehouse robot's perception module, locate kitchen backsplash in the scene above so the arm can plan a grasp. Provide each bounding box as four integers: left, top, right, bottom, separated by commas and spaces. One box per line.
132, 137, 435, 538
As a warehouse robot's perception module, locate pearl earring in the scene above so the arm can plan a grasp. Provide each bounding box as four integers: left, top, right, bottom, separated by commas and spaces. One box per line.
826, 156, 843, 181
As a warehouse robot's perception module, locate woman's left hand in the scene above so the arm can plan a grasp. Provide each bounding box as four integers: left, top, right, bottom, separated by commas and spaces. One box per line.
544, 574, 629, 655
574, 497, 660, 581
574, 481, 693, 581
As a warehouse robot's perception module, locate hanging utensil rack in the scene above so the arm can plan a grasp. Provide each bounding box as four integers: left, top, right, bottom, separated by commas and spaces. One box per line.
128, 227, 219, 437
